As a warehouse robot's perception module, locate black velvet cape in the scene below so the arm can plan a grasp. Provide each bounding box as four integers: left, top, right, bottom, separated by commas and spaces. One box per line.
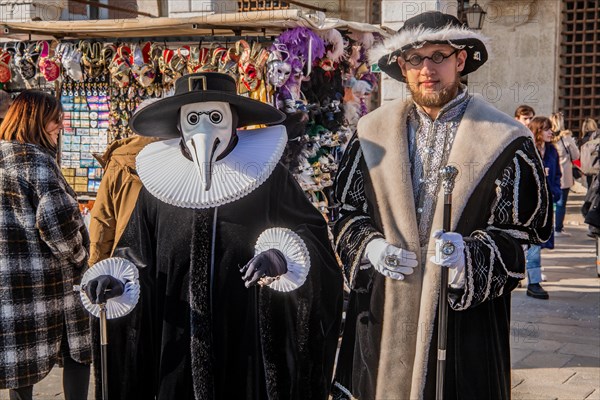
91, 163, 343, 400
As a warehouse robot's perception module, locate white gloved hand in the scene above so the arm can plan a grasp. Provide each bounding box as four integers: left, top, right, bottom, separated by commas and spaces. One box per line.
429, 230, 466, 271
364, 238, 419, 280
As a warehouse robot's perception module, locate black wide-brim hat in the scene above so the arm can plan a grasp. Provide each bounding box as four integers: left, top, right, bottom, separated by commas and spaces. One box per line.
130, 72, 285, 138
369, 11, 489, 82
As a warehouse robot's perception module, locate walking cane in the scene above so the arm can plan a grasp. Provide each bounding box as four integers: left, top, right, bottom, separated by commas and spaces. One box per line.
76, 258, 141, 400
99, 302, 109, 400
436, 165, 459, 400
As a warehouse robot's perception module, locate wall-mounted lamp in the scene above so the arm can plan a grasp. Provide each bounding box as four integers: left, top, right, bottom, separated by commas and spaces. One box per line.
459, 0, 487, 30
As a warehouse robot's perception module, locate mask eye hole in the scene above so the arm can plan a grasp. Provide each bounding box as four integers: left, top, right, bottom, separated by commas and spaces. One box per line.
209, 111, 223, 124
187, 112, 199, 125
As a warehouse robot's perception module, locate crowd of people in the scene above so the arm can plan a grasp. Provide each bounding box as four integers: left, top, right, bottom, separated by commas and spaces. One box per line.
0, 10, 595, 400
514, 105, 599, 300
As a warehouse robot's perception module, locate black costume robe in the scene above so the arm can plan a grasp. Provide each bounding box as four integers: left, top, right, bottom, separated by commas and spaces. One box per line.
330, 96, 553, 400
91, 163, 343, 400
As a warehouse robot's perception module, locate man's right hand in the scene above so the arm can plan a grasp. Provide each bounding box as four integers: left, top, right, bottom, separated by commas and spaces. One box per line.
84, 275, 125, 304
364, 238, 418, 280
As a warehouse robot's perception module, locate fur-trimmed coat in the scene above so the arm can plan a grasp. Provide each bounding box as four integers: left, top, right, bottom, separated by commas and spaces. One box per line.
0, 141, 91, 389
91, 163, 343, 400
331, 95, 552, 400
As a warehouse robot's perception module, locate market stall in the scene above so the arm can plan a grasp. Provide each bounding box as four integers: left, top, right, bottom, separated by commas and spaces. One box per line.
0, 10, 388, 221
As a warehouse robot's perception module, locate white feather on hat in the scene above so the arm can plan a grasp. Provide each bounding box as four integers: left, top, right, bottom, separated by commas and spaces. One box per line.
369, 24, 490, 66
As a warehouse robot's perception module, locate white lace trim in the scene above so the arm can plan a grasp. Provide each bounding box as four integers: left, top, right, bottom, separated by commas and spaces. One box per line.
254, 228, 310, 292
349, 231, 380, 288
340, 146, 363, 206
334, 215, 369, 250
471, 231, 495, 303
333, 381, 358, 400
488, 226, 530, 241
517, 149, 544, 228
79, 257, 140, 319
488, 182, 502, 226
513, 156, 521, 224
136, 125, 287, 209
454, 244, 475, 311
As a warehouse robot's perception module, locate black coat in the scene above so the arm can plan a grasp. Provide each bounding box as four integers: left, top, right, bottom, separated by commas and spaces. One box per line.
91, 164, 343, 400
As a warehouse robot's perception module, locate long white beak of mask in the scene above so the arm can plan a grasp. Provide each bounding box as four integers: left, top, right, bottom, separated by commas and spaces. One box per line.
179, 102, 234, 191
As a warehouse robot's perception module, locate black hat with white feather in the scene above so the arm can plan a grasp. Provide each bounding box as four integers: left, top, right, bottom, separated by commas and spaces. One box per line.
369, 11, 489, 82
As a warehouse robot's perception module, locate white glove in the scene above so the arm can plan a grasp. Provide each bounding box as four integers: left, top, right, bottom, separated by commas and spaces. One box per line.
429, 230, 465, 271
364, 238, 418, 280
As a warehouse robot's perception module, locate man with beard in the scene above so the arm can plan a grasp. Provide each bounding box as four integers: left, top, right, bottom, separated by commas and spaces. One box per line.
331, 11, 552, 400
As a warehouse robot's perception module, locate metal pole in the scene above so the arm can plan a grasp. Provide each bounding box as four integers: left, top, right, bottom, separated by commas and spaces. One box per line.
99, 303, 109, 400
596, 236, 600, 277
436, 166, 459, 400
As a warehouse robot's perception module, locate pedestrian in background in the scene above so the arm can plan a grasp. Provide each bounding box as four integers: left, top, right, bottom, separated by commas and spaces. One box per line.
578, 117, 598, 147
0, 90, 91, 400
515, 104, 536, 126
554, 128, 580, 236
550, 111, 565, 135
88, 99, 160, 266
525, 116, 561, 300
579, 118, 600, 188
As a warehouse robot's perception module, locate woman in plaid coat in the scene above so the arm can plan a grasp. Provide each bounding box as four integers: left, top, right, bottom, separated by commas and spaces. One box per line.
0, 91, 92, 400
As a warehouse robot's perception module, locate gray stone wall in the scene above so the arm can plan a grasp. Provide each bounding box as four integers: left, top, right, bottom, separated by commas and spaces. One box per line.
378, 0, 560, 118
468, 0, 560, 117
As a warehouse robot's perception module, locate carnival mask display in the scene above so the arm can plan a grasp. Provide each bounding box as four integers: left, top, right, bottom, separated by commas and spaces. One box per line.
0, 48, 12, 84
37, 41, 61, 82
266, 60, 292, 88
15, 42, 38, 81
131, 42, 156, 87
57, 42, 84, 82
236, 41, 269, 93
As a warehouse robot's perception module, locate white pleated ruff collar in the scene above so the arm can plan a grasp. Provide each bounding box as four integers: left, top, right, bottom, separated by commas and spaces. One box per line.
136, 125, 287, 209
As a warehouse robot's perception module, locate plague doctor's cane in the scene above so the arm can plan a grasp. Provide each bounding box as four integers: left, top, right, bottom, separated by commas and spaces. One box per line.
435, 165, 459, 400
75, 257, 140, 400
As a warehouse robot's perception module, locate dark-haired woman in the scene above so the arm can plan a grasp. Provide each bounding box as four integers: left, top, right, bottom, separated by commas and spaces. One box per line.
0, 90, 91, 400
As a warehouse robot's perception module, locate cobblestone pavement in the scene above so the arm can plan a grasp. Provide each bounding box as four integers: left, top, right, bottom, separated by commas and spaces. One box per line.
511, 190, 600, 400
2, 190, 599, 400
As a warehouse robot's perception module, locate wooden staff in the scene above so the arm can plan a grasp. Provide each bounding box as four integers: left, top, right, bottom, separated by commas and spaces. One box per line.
436, 165, 459, 400
99, 302, 109, 400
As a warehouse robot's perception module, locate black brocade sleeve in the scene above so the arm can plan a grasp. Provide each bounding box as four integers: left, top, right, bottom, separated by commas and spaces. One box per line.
332, 134, 383, 289
449, 138, 553, 310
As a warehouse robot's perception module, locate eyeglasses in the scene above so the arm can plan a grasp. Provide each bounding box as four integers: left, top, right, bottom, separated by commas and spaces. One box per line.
403, 50, 458, 66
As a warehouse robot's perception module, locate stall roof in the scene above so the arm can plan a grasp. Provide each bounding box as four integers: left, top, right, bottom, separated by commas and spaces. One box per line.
0, 9, 392, 41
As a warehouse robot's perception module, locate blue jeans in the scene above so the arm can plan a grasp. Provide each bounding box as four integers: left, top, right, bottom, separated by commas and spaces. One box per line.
555, 188, 570, 232
525, 245, 542, 284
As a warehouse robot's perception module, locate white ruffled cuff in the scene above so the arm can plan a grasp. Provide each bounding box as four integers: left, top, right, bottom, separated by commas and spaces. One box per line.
254, 227, 311, 292
449, 266, 466, 289
79, 257, 141, 319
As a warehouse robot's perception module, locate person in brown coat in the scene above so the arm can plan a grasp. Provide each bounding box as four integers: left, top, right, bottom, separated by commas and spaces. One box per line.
88, 135, 158, 265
